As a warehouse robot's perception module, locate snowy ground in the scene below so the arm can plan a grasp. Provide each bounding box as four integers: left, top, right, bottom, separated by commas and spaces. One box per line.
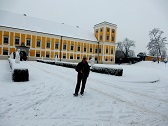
0, 60, 168, 126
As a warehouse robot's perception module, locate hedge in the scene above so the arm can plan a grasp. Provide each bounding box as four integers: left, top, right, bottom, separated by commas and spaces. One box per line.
37, 59, 123, 76
8, 58, 29, 82
91, 66, 123, 76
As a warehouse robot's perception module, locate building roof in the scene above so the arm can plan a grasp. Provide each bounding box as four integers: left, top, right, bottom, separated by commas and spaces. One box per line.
0, 10, 97, 42
94, 21, 117, 28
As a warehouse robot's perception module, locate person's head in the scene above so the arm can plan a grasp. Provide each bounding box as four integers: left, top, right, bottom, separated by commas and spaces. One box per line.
82, 56, 87, 63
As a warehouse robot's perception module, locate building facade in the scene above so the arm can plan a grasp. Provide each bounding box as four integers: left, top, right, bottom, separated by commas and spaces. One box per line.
0, 11, 117, 63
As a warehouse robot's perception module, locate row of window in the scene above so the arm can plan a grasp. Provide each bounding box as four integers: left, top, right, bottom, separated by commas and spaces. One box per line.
99, 35, 115, 41
3, 36, 114, 52
95, 28, 115, 33
2, 50, 113, 62
3, 36, 31, 46
2, 48, 113, 56
3, 37, 114, 55
36, 52, 113, 61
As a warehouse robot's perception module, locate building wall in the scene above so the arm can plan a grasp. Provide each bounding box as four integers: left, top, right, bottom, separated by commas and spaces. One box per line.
0, 23, 116, 63
0, 27, 109, 62
145, 56, 161, 61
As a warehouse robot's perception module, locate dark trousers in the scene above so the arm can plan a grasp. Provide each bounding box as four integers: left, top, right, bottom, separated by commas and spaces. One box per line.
75, 73, 87, 94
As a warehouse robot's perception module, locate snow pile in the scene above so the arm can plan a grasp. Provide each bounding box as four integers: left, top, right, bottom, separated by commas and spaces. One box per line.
8, 58, 28, 71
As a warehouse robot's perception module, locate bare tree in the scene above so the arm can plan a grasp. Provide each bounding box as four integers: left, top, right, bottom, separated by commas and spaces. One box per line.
148, 47, 158, 56
147, 28, 167, 63
117, 38, 135, 57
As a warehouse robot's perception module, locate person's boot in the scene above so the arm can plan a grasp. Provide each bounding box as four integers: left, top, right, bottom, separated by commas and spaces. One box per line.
80, 92, 84, 96
73, 93, 78, 97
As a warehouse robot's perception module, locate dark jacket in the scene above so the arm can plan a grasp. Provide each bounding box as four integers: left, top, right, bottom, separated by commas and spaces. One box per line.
75, 61, 90, 78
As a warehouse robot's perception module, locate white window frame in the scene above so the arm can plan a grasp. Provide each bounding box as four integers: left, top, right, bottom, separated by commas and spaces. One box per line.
36, 40, 41, 47
3, 36, 9, 44
63, 44, 67, 50
26, 39, 31, 46
71, 45, 74, 51
15, 37, 20, 45
55, 42, 59, 49
46, 41, 50, 48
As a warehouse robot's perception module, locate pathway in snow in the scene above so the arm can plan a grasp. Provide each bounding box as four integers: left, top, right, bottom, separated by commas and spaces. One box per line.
0, 60, 168, 126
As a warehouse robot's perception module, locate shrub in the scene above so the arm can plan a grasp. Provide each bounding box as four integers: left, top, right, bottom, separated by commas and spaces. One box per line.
36, 60, 123, 76
8, 58, 29, 82
12, 69, 29, 82
91, 66, 123, 76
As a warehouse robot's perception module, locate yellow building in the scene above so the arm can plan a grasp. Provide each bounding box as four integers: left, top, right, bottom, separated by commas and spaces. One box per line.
0, 10, 117, 63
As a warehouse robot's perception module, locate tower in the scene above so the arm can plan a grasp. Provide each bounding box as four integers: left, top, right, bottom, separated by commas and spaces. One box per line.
94, 21, 117, 63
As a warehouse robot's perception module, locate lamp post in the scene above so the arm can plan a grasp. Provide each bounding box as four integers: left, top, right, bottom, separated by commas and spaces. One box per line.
97, 41, 99, 63
60, 36, 62, 62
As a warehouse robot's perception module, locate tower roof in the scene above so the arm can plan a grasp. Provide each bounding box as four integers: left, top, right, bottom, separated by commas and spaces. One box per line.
94, 21, 117, 28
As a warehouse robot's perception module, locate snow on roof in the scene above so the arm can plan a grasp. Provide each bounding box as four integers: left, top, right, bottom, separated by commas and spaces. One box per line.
0, 10, 97, 42
94, 21, 117, 28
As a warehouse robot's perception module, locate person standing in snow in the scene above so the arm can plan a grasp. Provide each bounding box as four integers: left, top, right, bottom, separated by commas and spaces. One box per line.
73, 56, 90, 96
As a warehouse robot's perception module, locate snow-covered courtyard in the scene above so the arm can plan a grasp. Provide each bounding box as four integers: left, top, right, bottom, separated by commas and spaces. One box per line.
0, 60, 168, 126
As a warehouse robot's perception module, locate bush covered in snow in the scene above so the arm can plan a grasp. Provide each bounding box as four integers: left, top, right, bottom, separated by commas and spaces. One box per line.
37, 59, 123, 76
8, 58, 29, 82
91, 66, 123, 76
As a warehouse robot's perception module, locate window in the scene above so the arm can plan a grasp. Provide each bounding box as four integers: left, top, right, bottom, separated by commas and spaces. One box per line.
106, 48, 108, 54
99, 49, 101, 53
96, 29, 98, 33
106, 35, 109, 40
111, 49, 113, 54
105, 58, 108, 61
46, 42, 50, 48
112, 37, 114, 41
36, 40, 41, 47
112, 29, 115, 33
3, 36, 9, 44
15, 38, 20, 45
26, 39, 31, 46
36, 52, 40, 57
95, 48, 101, 53
111, 58, 113, 62
100, 35, 102, 40
70, 55, 73, 59
71, 45, 74, 51
63, 44, 66, 50
95, 57, 98, 61
90, 48, 92, 53
77, 46, 80, 51
107, 28, 110, 32
46, 53, 50, 58
3, 50, 8, 55
63, 54, 66, 59
95, 48, 98, 53
77, 56, 80, 60
84, 47, 87, 52
55, 43, 59, 49
100, 28, 103, 32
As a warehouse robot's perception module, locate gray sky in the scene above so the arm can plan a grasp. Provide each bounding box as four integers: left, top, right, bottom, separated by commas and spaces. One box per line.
0, 0, 168, 55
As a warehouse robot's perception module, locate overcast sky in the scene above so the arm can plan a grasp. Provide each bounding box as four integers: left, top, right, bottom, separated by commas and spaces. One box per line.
0, 0, 168, 55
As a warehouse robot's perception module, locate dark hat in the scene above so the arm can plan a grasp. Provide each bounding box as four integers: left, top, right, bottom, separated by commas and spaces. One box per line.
83, 55, 86, 59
